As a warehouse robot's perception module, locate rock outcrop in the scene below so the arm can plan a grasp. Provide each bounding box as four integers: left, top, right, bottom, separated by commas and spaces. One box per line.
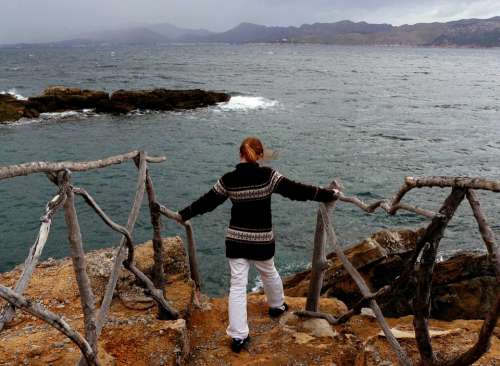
0, 86, 231, 123
284, 229, 498, 320
0, 94, 40, 123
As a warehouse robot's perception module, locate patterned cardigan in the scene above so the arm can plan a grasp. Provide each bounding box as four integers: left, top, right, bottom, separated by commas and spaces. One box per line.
179, 162, 335, 260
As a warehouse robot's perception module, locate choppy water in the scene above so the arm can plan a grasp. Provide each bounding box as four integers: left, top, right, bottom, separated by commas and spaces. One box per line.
0, 44, 499, 295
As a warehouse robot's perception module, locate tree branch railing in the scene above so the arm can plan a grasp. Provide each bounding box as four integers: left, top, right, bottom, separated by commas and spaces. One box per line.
0, 151, 187, 366
298, 176, 500, 366
1, 155, 499, 366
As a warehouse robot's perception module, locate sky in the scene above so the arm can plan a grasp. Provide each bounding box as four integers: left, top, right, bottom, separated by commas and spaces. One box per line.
1, 0, 500, 44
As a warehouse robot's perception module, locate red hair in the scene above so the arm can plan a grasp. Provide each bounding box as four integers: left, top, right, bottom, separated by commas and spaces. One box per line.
240, 137, 264, 163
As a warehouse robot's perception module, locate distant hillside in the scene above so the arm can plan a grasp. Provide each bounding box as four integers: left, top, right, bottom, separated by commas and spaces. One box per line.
2, 17, 500, 48
194, 17, 500, 47
148, 23, 214, 39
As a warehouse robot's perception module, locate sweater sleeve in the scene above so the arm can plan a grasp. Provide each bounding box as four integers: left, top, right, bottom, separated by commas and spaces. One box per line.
273, 174, 335, 202
179, 179, 229, 221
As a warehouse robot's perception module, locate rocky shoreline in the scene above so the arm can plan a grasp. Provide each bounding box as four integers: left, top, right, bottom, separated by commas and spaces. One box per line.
0, 86, 230, 123
0, 231, 498, 365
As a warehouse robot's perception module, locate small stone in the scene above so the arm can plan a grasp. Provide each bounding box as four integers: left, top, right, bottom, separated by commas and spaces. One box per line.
54, 341, 66, 349
27, 346, 42, 357
301, 318, 337, 338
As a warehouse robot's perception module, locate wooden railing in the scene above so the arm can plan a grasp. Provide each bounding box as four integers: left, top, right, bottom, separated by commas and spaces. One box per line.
297, 177, 499, 366
0, 152, 498, 366
0, 151, 199, 366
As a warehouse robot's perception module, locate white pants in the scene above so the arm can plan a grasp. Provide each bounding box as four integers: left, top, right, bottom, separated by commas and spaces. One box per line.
226, 257, 284, 339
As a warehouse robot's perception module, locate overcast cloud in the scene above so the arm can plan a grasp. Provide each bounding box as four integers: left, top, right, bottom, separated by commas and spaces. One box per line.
1, 0, 499, 44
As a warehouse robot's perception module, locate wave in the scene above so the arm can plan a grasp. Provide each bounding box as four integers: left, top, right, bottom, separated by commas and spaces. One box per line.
217, 96, 278, 112
0, 89, 27, 101
7, 109, 96, 126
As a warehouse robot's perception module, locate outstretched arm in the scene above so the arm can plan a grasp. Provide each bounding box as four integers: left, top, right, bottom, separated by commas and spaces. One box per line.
179, 179, 228, 221
274, 175, 338, 202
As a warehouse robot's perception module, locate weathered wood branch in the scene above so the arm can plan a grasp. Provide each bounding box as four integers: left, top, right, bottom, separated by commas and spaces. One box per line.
466, 189, 500, 279
124, 262, 179, 320
62, 176, 98, 360
295, 310, 338, 325
72, 186, 179, 320
94, 152, 147, 336
335, 285, 391, 324
157, 204, 202, 291
306, 180, 340, 312
184, 222, 202, 291
0, 189, 67, 331
0, 151, 166, 180
0, 285, 99, 366
412, 188, 466, 366
433, 189, 500, 366
72, 187, 134, 244
306, 209, 328, 312
388, 176, 500, 213
337, 193, 436, 218
319, 204, 412, 366
145, 171, 166, 288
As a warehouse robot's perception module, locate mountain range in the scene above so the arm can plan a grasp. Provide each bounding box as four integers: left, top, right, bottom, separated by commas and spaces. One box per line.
4, 17, 500, 48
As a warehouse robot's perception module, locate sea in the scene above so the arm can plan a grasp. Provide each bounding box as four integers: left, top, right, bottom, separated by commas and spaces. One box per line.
0, 44, 499, 295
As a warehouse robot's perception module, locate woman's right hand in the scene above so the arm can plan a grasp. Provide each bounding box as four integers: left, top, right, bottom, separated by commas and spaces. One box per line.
172, 211, 186, 225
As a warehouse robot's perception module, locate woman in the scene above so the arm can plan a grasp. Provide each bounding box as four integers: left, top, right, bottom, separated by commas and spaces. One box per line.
175, 137, 338, 353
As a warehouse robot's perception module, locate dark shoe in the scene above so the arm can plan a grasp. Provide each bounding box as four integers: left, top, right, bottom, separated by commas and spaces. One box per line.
231, 335, 250, 353
268, 302, 289, 318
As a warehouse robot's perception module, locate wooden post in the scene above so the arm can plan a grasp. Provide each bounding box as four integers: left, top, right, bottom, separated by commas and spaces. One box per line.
306, 206, 329, 312
185, 221, 202, 291
466, 189, 500, 278
61, 171, 98, 362
0, 285, 100, 366
319, 204, 412, 366
157, 204, 202, 291
145, 170, 166, 288
412, 188, 466, 366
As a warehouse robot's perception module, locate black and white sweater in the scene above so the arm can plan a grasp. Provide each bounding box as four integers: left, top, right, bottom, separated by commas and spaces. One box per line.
179, 162, 335, 261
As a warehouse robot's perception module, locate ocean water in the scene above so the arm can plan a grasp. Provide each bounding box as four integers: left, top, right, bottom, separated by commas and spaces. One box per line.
0, 44, 499, 295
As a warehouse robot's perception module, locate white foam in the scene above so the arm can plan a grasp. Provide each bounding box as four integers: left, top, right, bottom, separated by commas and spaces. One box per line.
217, 96, 278, 112
0, 89, 27, 101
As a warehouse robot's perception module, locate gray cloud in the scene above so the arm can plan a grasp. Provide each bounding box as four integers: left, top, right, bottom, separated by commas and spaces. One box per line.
1, 0, 499, 44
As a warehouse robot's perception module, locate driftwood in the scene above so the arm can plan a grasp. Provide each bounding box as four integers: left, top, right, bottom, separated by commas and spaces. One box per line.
72, 186, 179, 320
412, 188, 466, 366
319, 204, 412, 366
0, 150, 166, 180
145, 170, 166, 288
388, 176, 500, 214
305, 208, 328, 312
0, 189, 67, 331
0, 285, 100, 366
295, 309, 337, 325
466, 189, 500, 278
305, 181, 340, 312
95, 152, 148, 335
297, 178, 499, 366
157, 204, 202, 291
61, 172, 98, 360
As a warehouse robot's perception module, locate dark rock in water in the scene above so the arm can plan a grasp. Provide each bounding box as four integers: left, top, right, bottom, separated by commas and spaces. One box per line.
0, 86, 231, 122
28, 86, 110, 113
108, 88, 230, 113
0, 94, 40, 123
283, 229, 497, 320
